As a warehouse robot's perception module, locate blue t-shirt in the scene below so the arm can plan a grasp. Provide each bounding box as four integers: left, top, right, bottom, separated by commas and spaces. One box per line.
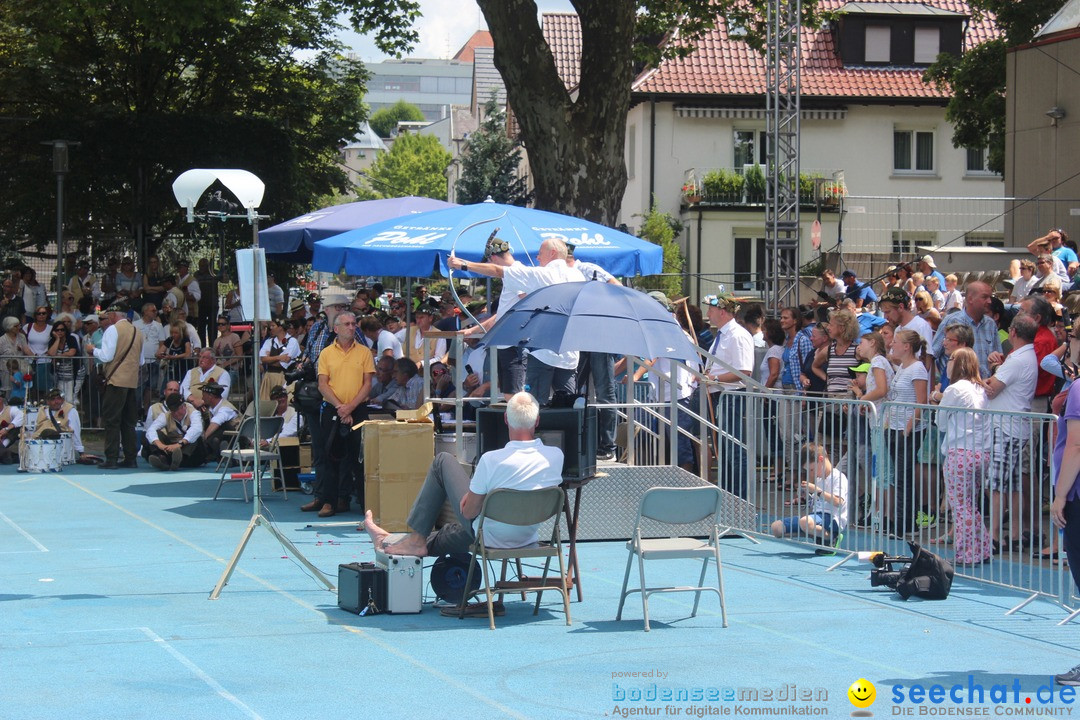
845, 282, 878, 305
1054, 246, 1078, 268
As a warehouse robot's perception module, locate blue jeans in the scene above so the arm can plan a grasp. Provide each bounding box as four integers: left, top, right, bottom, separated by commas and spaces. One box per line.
578, 352, 617, 453
525, 357, 576, 406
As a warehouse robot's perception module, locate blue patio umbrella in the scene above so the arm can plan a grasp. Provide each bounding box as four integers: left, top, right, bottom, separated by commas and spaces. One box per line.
478, 281, 699, 362
311, 200, 663, 278
258, 196, 455, 262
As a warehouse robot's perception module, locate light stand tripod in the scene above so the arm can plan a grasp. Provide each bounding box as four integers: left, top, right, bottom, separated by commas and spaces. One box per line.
206, 211, 333, 598
170, 169, 334, 598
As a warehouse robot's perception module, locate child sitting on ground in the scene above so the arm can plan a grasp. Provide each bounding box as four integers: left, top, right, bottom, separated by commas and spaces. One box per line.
771, 442, 849, 554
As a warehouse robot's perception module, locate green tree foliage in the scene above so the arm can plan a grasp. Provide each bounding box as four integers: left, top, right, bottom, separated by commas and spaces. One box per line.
365, 132, 452, 200
479, 0, 822, 226
455, 94, 531, 206
924, 0, 1066, 175
0, 0, 419, 258
635, 200, 685, 298
369, 100, 427, 138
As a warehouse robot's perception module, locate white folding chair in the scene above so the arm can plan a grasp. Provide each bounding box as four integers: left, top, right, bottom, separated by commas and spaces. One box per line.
616, 485, 728, 632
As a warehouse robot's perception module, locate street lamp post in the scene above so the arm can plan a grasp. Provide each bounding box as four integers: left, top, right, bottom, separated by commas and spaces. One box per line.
41, 140, 78, 300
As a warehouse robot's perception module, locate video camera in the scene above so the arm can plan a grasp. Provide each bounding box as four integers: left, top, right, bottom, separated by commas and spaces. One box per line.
868, 552, 912, 589
865, 542, 954, 600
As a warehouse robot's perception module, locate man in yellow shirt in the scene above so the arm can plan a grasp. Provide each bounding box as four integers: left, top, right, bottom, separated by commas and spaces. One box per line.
306, 311, 374, 518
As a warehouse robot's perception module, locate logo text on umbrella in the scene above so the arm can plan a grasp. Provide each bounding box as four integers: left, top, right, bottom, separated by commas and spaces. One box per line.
363, 230, 448, 246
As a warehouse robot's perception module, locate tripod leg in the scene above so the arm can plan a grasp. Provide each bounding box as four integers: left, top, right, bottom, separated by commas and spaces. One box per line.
210, 515, 260, 599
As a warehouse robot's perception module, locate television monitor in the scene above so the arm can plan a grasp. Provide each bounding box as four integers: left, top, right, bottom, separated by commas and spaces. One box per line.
476, 406, 597, 482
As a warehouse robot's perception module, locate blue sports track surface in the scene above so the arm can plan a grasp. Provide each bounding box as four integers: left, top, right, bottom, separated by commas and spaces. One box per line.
2, 464, 1078, 719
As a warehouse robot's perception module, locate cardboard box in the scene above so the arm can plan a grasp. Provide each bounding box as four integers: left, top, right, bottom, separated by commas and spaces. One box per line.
362, 421, 434, 532
395, 401, 434, 423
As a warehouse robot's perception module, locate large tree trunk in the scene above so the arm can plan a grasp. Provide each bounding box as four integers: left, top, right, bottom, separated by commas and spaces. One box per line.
478, 0, 635, 227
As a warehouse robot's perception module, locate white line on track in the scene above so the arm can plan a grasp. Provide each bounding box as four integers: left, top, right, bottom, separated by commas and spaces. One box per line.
0, 510, 48, 552
61, 476, 531, 720
140, 627, 264, 720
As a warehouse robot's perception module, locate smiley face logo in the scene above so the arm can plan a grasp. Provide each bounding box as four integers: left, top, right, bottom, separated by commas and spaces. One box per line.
848, 678, 876, 710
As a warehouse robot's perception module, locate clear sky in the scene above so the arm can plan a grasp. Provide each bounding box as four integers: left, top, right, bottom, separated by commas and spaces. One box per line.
338, 0, 574, 63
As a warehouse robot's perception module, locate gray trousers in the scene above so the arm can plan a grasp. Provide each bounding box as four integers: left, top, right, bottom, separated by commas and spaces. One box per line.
406, 452, 476, 556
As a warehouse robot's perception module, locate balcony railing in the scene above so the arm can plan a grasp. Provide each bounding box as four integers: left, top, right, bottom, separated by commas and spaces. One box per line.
682, 167, 845, 209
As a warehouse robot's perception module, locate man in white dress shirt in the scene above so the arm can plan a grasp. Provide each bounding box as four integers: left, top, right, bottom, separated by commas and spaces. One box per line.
85, 302, 144, 468
199, 381, 239, 460
32, 388, 88, 461
181, 348, 231, 410
703, 290, 754, 498
452, 237, 528, 396
145, 393, 205, 470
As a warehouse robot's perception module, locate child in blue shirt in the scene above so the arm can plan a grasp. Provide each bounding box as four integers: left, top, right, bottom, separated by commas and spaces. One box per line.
8, 360, 27, 404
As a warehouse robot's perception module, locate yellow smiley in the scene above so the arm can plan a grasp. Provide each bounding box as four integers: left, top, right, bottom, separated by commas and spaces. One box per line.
848, 678, 876, 709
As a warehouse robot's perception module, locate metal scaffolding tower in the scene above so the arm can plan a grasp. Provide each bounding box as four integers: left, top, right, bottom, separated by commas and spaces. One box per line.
764, 0, 802, 312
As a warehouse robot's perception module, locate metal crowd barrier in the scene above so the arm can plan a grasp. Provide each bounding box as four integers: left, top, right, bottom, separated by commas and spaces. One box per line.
733, 388, 1068, 616
0, 351, 258, 431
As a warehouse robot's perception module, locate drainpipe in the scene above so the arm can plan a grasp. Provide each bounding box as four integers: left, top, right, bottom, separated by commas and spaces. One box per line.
648, 94, 657, 204
696, 206, 704, 301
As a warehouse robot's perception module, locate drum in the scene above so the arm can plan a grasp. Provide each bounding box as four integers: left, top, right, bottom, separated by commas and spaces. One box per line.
59, 432, 75, 465
21, 439, 64, 472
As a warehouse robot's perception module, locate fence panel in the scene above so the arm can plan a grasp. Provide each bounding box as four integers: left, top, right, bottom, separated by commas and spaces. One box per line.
1, 350, 258, 432
737, 390, 1068, 609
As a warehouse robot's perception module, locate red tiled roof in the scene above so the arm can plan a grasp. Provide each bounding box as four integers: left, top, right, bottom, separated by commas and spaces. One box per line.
543, 2, 998, 101
542, 13, 582, 90
453, 30, 494, 63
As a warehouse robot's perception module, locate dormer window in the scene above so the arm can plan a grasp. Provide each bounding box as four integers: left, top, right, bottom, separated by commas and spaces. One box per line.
837, 2, 965, 67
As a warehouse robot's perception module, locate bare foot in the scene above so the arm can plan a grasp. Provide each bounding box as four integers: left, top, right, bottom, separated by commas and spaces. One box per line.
381, 533, 429, 557
363, 510, 390, 550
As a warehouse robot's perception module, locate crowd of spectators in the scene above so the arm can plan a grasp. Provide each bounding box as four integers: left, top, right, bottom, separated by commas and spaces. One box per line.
773, 245, 1080, 565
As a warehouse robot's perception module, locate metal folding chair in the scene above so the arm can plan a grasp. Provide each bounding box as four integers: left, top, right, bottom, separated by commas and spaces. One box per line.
213, 415, 286, 502
455, 487, 571, 630
616, 485, 729, 632
215, 401, 275, 472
